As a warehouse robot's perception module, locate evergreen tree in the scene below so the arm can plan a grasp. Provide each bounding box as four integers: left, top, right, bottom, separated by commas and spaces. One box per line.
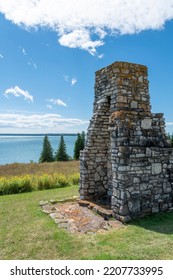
171, 133, 173, 147
167, 132, 171, 141
167, 132, 173, 147
55, 135, 69, 161
81, 131, 85, 145
39, 135, 54, 163
73, 131, 85, 160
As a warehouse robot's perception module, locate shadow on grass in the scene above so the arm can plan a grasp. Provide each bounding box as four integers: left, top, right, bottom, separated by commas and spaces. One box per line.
130, 211, 173, 235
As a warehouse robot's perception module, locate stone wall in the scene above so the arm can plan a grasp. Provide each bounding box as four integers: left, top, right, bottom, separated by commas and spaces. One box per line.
79, 61, 173, 222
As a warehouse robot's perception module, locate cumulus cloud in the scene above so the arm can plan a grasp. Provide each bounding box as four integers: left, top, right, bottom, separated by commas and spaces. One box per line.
59, 29, 104, 55
0, 0, 173, 55
46, 98, 67, 107
0, 54, 3, 59
0, 113, 89, 133
3, 86, 33, 102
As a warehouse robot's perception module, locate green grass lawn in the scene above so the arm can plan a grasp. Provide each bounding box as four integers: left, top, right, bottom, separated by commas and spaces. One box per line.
1, 185, 173, 260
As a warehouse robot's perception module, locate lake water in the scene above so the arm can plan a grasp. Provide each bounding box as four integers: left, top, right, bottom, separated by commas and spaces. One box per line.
0, 135, 78, 165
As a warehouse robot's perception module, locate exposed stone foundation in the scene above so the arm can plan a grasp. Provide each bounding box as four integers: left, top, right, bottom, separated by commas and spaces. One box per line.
79, 61, 173, 222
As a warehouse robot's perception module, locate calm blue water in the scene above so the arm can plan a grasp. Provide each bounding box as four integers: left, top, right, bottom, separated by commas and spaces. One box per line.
0, 135, 77, 165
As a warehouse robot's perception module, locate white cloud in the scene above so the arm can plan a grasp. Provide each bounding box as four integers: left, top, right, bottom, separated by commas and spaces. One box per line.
22, 48, 27, 55
0, 0, 173, 55
20, 47, 37, 69
71, 77, 77, 86
3, 86, 33, 102
46, 98, 67, 107
64, 75, 69, 82
59, 29, 104, 55
0, 54, 3, 59
64, 75, 77, 86
28, 59, 37, 69
165, 122, 173, 134
98, 53, 104, 59
0, 113, 89, 133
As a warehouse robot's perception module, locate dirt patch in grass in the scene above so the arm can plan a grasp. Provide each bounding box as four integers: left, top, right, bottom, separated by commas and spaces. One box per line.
41, 200, 123, 234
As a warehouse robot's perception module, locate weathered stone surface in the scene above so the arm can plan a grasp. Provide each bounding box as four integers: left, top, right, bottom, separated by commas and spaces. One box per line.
152, 163, 162, 175
119, 205, 129, 216
128, 197, 140, 214
50, 212, 60, 219
39, 200, 49, 206
41, 201, 123, 233
131, 101, 138, 109
50, 199, 57, 204
141, 118, 152, 129
79, 61, 173, 222
58, 222, 69, 229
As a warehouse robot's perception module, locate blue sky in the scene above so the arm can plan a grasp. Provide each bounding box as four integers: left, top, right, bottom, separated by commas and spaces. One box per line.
0, 0, 173, 134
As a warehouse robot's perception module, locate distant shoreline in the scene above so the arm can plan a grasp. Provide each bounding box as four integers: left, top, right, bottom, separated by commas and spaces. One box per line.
0, 133, 78, 137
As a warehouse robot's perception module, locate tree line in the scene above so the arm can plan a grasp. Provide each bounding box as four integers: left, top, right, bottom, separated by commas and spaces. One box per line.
167, 132, 173, 147
39, 132, 85, 163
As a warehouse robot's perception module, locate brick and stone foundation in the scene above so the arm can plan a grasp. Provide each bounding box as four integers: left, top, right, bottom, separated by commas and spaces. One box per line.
79, 61, 173, 222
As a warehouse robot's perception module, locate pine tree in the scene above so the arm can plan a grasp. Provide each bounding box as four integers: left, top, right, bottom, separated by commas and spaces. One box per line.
171, 133, 173, 147
167, 132, 171, 141
167, 132, 173, 147
73, 131, 85, 160
81, 131, 85, 145
55, 135, 69, 161
39, 135, 54, 163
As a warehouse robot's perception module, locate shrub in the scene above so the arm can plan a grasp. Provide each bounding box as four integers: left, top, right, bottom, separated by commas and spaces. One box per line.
18, 176, 34, 193
37, 175, 54, 190
55, 174, 70, 188
0, 176, 33, 195
0, 172, 80, 196
0, 178, 6, 195
69, 173, 80, 185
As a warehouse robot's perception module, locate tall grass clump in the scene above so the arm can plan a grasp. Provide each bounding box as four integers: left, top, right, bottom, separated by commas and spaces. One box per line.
37, 175, 54, 190
0, 176, 33, 195
0, 161, 79, 178
70, 173, 80, 185
0, 172, 80, 196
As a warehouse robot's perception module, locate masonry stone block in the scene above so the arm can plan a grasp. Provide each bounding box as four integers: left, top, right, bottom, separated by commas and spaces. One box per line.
128, 198, 140, 214
131, 101, 138, 109
141, 118, 152, 129
152, 163, 162, 175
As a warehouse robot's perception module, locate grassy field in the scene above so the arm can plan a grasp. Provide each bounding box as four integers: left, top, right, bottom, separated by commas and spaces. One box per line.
0, 161, 80, 196
1, 184, 173, 259
1, 161, 173, 260
0, 161, 79, 177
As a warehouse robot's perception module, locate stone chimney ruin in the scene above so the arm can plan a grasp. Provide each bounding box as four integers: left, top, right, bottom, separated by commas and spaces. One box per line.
79, 61, 173, 222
